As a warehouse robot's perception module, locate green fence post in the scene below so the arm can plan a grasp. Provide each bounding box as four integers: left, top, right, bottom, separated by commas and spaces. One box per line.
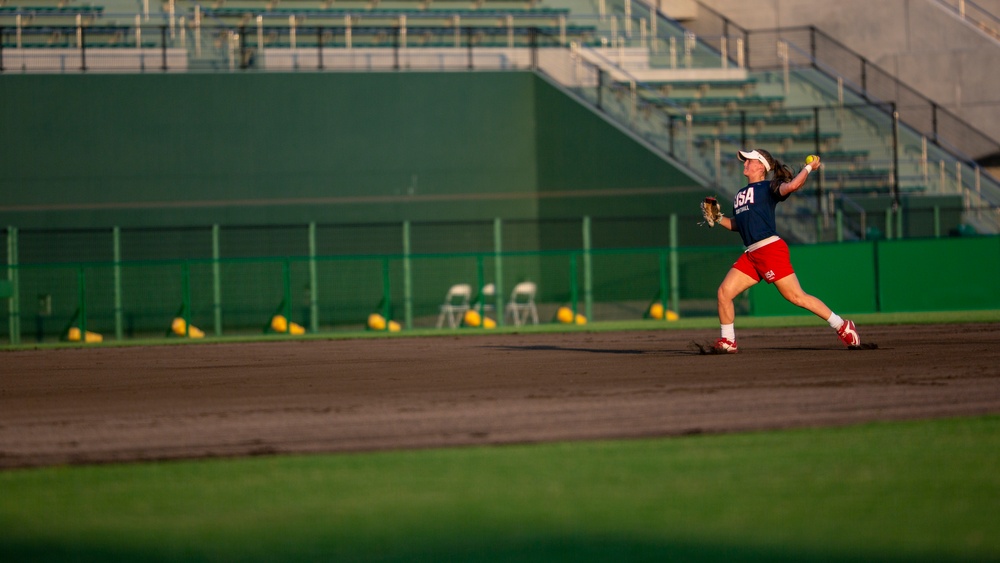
569, 253, 578, 316
872, 239, 882, 313
309, 222, 319, 333
895, 206, 903, 239
6, 226, 20, 345
283, 258, 292, 328
885, 208, 893, 241
476, 254, 485, 318
113, 226, 123, 340
78, 265, 88, 340
212, 224, 222, 336
658, 250, 668, 320
493, 218, 504, 327
402, 220, 412, 330
582, 216, 593, 321
835, 209, 844, 242
182, 262, 190, 337
933, 206, 941, 238
669, 214, 680, 315
381, 256, 391, 331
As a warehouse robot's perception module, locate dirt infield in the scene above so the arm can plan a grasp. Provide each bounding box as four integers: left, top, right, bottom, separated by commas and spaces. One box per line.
2, 323, 999, 469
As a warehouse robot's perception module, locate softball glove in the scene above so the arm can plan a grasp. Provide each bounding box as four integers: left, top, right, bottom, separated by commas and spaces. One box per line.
700, 196, 724, 227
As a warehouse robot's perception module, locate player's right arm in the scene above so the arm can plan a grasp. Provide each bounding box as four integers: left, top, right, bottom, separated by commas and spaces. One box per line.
778, 155, 821, 197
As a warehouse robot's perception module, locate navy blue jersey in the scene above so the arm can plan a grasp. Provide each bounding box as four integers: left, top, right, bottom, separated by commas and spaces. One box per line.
730, 180, 790, 247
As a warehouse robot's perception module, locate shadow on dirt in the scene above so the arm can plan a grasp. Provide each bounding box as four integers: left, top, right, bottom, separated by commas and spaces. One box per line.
477, 345, 646, 355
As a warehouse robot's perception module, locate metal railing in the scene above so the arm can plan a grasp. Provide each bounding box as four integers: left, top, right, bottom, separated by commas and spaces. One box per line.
670, 2, 1000, 165
0, 21, 593, 72
618, 0, 1000, 229
935, 0, 1000, 42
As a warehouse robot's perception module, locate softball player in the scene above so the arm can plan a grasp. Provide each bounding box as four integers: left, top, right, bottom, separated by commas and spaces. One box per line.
701, 148, 860, 353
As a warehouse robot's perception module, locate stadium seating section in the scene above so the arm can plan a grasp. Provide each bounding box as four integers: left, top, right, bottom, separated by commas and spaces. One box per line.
1, 0, 990, 231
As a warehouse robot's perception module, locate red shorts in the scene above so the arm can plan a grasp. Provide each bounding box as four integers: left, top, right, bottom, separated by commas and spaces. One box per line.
732, 238, 795, 284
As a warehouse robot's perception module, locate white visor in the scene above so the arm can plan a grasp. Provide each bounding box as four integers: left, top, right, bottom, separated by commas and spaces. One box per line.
738, 150, 771, 172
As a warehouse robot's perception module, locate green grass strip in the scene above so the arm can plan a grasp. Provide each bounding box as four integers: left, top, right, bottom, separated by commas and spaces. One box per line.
4, 310, 1000, 351
2, 416, 998, 562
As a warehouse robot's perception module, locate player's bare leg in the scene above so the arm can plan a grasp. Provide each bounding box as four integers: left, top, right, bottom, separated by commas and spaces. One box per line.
774, 274, 860, 347
718, 267, 758, 324
714, 268, 757, 352
773, 274, 832, 319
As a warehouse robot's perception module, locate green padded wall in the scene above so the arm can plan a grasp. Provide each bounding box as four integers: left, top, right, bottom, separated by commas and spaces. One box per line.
748, 237, 1000, 316
748, 242, 878, 316
877, 236, 1000, 312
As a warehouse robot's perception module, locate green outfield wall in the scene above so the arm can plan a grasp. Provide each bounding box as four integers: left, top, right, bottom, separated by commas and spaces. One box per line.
876, 236, 1000, 312
748, 235, 1000, 315
2, 216, 722, 342
3, 228, 997, 344
748, 242, 878, 316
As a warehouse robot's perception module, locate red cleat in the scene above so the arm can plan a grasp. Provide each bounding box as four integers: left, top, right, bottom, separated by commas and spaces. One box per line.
713, 337, 739, 354
837, 319, 860, 348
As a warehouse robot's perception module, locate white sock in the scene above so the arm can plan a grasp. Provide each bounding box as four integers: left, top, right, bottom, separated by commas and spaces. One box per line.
721, 323, 736, 341
827, 313, 844, 331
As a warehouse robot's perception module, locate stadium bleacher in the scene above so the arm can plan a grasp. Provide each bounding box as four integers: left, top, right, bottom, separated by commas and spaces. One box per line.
1, 0, 994, 237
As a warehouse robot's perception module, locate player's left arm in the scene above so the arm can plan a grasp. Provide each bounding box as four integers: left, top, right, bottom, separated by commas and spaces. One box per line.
778, 155, 821, 197
700, 196, 735, 230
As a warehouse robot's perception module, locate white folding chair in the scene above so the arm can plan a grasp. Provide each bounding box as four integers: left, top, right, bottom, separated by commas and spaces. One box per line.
436, 283, 471, 328
505, 281, 538, 326
474, 283, 496, 315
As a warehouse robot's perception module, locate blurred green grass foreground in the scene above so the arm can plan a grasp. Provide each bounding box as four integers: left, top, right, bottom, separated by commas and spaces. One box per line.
2, 416, 999, 562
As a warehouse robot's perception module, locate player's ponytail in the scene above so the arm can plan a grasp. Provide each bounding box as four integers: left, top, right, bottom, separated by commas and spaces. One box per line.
758, 149, 793, 192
